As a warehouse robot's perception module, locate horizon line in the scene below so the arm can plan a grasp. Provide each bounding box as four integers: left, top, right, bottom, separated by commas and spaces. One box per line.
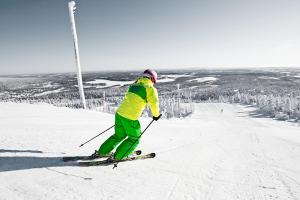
1, 66, 300, 76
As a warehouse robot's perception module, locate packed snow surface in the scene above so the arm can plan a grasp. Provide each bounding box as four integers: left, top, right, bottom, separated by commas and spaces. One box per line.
0, 102, 300, 200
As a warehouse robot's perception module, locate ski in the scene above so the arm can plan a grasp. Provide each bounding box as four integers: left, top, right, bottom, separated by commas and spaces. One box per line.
62, 150, 142, 162
78, 152, 156, 167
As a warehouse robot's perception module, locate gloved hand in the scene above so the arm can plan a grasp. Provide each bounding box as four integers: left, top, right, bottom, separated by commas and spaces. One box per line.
152, 114, 162, 121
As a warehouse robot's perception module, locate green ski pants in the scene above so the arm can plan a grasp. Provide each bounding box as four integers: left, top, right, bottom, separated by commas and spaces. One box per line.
98, 113, 141, 160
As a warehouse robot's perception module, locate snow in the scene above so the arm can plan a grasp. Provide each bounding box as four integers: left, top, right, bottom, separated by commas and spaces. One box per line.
157, 74, 193, 83
258, 76, 279, 80
187, 77, 218, 83
34, 88, 65, 97
0, 77, 18, 81
157, 78, 175, 83
0, 102, 300, 200
0, 77, 37, 83
86, 79, 133, 88
161, 74, 192, 79
42, 82, 58, 88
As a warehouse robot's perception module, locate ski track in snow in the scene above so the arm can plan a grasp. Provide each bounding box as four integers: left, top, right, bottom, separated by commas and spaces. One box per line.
0, 102, 299, 200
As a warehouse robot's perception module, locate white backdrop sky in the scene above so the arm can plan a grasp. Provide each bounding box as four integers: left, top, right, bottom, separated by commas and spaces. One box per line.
0, 0, 300, 74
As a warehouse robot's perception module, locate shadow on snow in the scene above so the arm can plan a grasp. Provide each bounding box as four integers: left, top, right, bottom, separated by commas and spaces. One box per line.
0, 150, 78, 172
0, 149, 43, 153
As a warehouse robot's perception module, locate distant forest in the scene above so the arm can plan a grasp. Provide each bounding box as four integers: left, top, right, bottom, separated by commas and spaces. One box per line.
0, 68, 300, 122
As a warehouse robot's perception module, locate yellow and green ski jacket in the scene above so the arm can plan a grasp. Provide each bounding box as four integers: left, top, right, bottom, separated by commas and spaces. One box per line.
116, 77, 160, 120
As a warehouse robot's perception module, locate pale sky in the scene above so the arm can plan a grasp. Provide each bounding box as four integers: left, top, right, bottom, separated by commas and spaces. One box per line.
0, 0, 300, 75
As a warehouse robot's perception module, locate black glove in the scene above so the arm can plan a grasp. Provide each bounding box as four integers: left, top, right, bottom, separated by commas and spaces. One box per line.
152, 114, 162, 121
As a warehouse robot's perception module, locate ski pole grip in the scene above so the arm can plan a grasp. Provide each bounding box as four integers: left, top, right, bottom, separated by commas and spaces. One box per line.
152, 114, 162, 121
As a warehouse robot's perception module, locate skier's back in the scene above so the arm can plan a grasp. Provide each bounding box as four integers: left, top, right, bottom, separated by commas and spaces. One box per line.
98, 69, 161, 160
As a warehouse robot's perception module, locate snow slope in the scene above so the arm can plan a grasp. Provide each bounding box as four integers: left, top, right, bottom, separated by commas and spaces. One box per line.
0, 102, 300, 200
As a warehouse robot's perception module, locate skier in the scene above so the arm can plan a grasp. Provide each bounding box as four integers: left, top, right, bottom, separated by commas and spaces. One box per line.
97, 69, 161, 161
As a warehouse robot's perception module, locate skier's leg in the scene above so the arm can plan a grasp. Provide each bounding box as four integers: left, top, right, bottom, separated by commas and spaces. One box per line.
98, 114, 126, 156
114, 118, 141, 160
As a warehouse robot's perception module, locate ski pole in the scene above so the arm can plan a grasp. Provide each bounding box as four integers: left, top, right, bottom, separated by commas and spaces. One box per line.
79, 125, 115, 147
113, 119, 155, 169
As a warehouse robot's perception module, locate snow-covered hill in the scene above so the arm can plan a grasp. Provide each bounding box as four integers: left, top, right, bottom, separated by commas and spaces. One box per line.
0, 102, 299, 200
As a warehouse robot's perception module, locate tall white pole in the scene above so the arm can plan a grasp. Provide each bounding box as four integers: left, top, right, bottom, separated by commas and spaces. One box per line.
68, 1, 86, 109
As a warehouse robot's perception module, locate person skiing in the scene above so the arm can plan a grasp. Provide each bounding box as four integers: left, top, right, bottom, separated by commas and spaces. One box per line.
97, 69, 161, 161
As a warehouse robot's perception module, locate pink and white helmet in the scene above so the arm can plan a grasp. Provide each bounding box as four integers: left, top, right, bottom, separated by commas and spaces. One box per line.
143, 69, 158, 84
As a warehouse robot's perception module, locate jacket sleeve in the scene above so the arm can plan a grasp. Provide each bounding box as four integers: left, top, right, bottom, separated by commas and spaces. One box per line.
147, 86, 160, 117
